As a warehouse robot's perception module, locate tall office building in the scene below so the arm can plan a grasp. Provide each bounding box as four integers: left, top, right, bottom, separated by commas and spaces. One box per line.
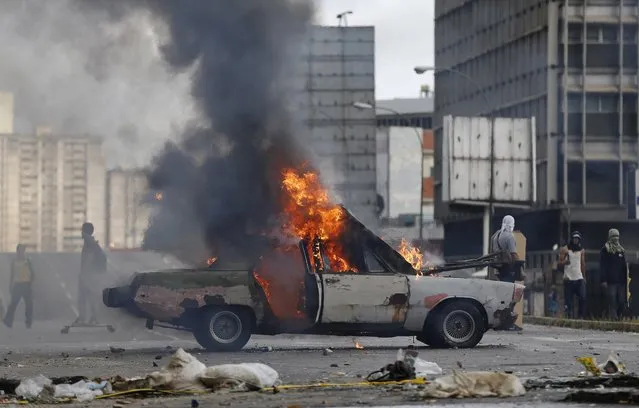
106, 168, 150, 249
0, 129, 106, 252
293, 26, 377, 225
434, 0, 639, 253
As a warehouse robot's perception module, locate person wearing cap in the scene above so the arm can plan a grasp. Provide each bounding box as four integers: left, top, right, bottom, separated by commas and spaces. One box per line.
558, 231, 586, 319
3, 244, 35, 328
599, 228, 628, 320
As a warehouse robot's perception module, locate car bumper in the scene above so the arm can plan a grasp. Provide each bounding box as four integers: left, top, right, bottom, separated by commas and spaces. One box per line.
492, 302, 518, 330
103, 285, 133, 308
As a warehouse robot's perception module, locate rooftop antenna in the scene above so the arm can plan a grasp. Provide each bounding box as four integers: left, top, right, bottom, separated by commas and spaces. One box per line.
337, 11, 353, 27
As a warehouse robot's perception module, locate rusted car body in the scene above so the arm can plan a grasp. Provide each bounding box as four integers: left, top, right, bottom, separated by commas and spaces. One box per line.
104, 214, 524, 351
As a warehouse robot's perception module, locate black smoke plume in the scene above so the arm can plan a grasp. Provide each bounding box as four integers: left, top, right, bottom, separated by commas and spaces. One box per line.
86, 0, 315, 264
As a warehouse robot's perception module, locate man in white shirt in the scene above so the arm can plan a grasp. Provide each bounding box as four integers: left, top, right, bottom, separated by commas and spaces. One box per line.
558, 231, 586, 319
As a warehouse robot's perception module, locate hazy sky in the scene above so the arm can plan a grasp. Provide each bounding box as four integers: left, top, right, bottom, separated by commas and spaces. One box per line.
316, 0, 434, 100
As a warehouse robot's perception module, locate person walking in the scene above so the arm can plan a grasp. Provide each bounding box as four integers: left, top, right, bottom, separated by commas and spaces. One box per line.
599, 228, 628, 320
3, 244, 35, 328
558, 231, 586, 319
75, 222, 107, 325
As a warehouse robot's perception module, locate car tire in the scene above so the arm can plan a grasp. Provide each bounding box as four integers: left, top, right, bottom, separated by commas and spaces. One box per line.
193, 307, 252, 352
422, 300, 485, 349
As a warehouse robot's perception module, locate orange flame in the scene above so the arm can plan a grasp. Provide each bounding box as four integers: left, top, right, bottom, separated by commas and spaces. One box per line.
155, 192, 163, 201
281, 168, 355, 272
206, 257, 217, 266
398, 239, 423, 276
353, 339, 364, 349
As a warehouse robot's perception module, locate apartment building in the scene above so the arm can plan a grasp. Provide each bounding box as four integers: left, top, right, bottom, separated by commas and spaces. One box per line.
106, 168, 150, 249
434, 0, 639, 254
0, 128, 106, 252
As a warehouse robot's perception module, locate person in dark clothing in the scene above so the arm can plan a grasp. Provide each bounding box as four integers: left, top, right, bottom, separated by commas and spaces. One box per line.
599, 228, 628, 320
75, 222, 106, 325
3, 244, 35, 328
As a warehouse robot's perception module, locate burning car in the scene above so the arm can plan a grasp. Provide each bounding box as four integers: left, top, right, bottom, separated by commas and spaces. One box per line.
103, 209, 524, 352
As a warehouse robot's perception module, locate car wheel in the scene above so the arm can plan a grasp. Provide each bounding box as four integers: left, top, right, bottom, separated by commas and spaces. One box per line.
193, 307, 252, 352
424, 300, 485, 349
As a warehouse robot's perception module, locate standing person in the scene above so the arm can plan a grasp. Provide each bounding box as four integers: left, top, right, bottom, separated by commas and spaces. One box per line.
558, 231, 586, 319
75, 222, 107, 325
600, 228, 628, 320
491, 215, 520, 283
3, 244, 35, 328
490, 215, 523, 331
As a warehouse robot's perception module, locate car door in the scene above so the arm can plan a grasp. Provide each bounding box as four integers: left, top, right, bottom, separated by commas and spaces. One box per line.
319, 248, 410, 324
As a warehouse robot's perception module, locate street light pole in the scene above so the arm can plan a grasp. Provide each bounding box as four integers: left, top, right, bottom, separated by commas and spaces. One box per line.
414, 66, 494, 256
353, 102, 425, 245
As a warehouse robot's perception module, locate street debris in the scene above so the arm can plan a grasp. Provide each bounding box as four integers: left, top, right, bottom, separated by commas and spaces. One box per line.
109, 346, 126, 354
417, 371, 526, 399
563, 389, 639, 404
367, 349, 442, 382
322, 348, 333, 356
8, 348, 280, 403
577, 351, 626, 377
525, 374, 639, 390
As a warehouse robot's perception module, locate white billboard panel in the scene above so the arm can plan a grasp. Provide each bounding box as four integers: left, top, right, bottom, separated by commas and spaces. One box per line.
442, 115, 536, 204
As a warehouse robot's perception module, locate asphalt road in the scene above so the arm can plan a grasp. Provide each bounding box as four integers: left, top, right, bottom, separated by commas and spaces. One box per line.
0, 323, 634, 407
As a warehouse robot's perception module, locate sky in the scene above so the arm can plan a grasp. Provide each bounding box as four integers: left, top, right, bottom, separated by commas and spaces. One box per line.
316, 0, 435, 100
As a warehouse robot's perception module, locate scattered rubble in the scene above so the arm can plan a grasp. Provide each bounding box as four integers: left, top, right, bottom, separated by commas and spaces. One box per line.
367, 349, 442, 382
417, 371, 526, 399
7, 348, 280, 403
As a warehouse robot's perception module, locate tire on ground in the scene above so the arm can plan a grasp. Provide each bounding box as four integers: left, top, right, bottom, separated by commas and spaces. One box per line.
193, 307, 253, 352
420, 300, 485, 349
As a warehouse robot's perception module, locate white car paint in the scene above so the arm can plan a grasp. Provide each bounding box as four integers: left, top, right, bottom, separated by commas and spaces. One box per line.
320, 273, 409, 324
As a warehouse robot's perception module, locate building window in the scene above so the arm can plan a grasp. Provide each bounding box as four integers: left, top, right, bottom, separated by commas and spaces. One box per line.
623, 25, 638, 43
585, 93, 618, 113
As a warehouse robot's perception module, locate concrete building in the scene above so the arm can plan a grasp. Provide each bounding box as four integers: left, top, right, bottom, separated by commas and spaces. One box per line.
106, 168, 150, 249
0, 131, 106, 252
0, 93, 106, 252
293, 26, 377, 225
434, 0, 639, 254
0, 92, 13, 134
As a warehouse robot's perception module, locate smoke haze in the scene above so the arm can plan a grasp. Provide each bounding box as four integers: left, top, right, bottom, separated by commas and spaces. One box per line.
76, 0, 317, 263
0, 0, 194, 167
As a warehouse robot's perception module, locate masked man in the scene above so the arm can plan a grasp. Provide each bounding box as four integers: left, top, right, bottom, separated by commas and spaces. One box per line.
558, 231, 586, 319
3, 244, 35, 328
600, 228, 628, 320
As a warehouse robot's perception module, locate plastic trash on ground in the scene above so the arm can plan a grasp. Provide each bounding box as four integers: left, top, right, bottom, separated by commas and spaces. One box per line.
148, 348, 208, 392
577, 352, 626, 377
418, 371, 526, 399
200, 363, 280, 391
54, 380, 110, 402
15, 375, 52, 400
367, 348, 442, 382
148, 348, 280, 392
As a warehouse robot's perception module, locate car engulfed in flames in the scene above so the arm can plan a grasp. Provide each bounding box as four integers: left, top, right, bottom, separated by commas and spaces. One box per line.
103, 168, 523, 351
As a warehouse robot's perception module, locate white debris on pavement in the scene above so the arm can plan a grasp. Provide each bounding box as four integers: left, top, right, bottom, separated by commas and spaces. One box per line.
15, 375, 111, 402
577, 351, 627, 377
418, 371, 526, 399
150, 348, 280, 391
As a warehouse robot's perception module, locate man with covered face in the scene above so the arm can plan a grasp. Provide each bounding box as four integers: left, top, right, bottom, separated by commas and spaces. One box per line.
558, 231, 586, 319
491, 215, 519, 283
599, 228, 628, 320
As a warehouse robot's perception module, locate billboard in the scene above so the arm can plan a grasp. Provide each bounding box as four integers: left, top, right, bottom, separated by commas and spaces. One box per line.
441, 115, 536, 205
